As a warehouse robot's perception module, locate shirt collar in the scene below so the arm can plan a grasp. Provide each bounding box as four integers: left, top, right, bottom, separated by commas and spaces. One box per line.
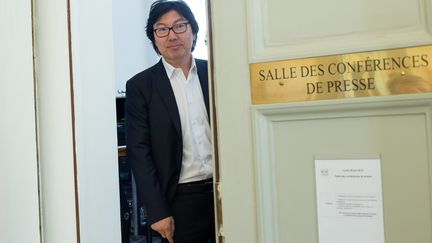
161, 56, 197, 79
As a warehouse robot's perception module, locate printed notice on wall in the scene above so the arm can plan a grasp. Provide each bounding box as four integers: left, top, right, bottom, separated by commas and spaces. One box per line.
315, 159, 385, 243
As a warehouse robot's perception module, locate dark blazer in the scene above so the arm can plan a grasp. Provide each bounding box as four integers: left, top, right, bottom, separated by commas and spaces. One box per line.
125, 59, 209, 225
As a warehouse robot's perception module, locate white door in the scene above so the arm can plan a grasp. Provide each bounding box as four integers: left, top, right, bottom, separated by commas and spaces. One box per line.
32, 0, 121, 242
0, 1, 41, 242
209, 0, 432, 242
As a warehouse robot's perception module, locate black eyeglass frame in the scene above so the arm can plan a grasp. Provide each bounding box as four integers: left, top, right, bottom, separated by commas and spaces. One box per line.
153, 22, 190, 38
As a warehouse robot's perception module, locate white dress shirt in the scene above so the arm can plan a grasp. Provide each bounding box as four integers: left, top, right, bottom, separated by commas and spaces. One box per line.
162, 57, 213, 183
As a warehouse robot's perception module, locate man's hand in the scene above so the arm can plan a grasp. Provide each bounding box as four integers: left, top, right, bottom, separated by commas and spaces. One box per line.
151, 216, 175, 243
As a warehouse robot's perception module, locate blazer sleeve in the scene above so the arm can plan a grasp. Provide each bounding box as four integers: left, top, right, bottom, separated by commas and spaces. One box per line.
125, 75, 172, 224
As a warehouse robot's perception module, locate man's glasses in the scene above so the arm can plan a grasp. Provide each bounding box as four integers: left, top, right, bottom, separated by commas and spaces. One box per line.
154, 22, 190, 38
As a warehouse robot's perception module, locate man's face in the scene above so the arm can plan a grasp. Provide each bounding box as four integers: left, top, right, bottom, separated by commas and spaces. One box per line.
153, 10, 195, 66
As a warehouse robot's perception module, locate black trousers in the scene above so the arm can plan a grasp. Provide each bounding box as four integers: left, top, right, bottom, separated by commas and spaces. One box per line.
162, 179, 216, 243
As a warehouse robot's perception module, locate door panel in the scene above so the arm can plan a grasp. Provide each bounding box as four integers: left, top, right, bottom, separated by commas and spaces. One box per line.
253, 96, 432, 242
247, 0, 432, 60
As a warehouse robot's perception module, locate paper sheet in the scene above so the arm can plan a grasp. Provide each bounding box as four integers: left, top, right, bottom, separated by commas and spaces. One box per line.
315, 159, 385, 243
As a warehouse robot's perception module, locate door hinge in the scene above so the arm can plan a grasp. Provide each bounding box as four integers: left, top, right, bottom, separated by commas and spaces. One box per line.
215, 181, 224, 242
216, 181, 222, 199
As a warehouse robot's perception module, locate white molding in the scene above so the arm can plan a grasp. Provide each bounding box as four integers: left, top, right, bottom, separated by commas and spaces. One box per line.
252, 110, 280, 243
34, 0, 78, 242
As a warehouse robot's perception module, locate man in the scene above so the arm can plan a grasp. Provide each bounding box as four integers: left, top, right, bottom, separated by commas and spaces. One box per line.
125, 1, 215, 243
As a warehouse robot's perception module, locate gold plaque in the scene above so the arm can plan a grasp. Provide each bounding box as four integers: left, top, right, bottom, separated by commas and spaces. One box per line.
250, 45, 432, 104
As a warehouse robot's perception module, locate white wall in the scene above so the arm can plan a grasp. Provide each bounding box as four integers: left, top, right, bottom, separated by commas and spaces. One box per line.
0, 1, 41, 242
186, 0, 208, 60
112, 0, 158, 96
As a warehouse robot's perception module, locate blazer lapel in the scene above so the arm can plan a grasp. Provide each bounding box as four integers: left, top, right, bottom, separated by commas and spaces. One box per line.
153, 60, 182, 138
196, 60, 210, 117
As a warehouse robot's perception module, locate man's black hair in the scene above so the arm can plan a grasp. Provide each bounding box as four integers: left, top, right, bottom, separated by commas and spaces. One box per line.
146, 0, 199, 55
